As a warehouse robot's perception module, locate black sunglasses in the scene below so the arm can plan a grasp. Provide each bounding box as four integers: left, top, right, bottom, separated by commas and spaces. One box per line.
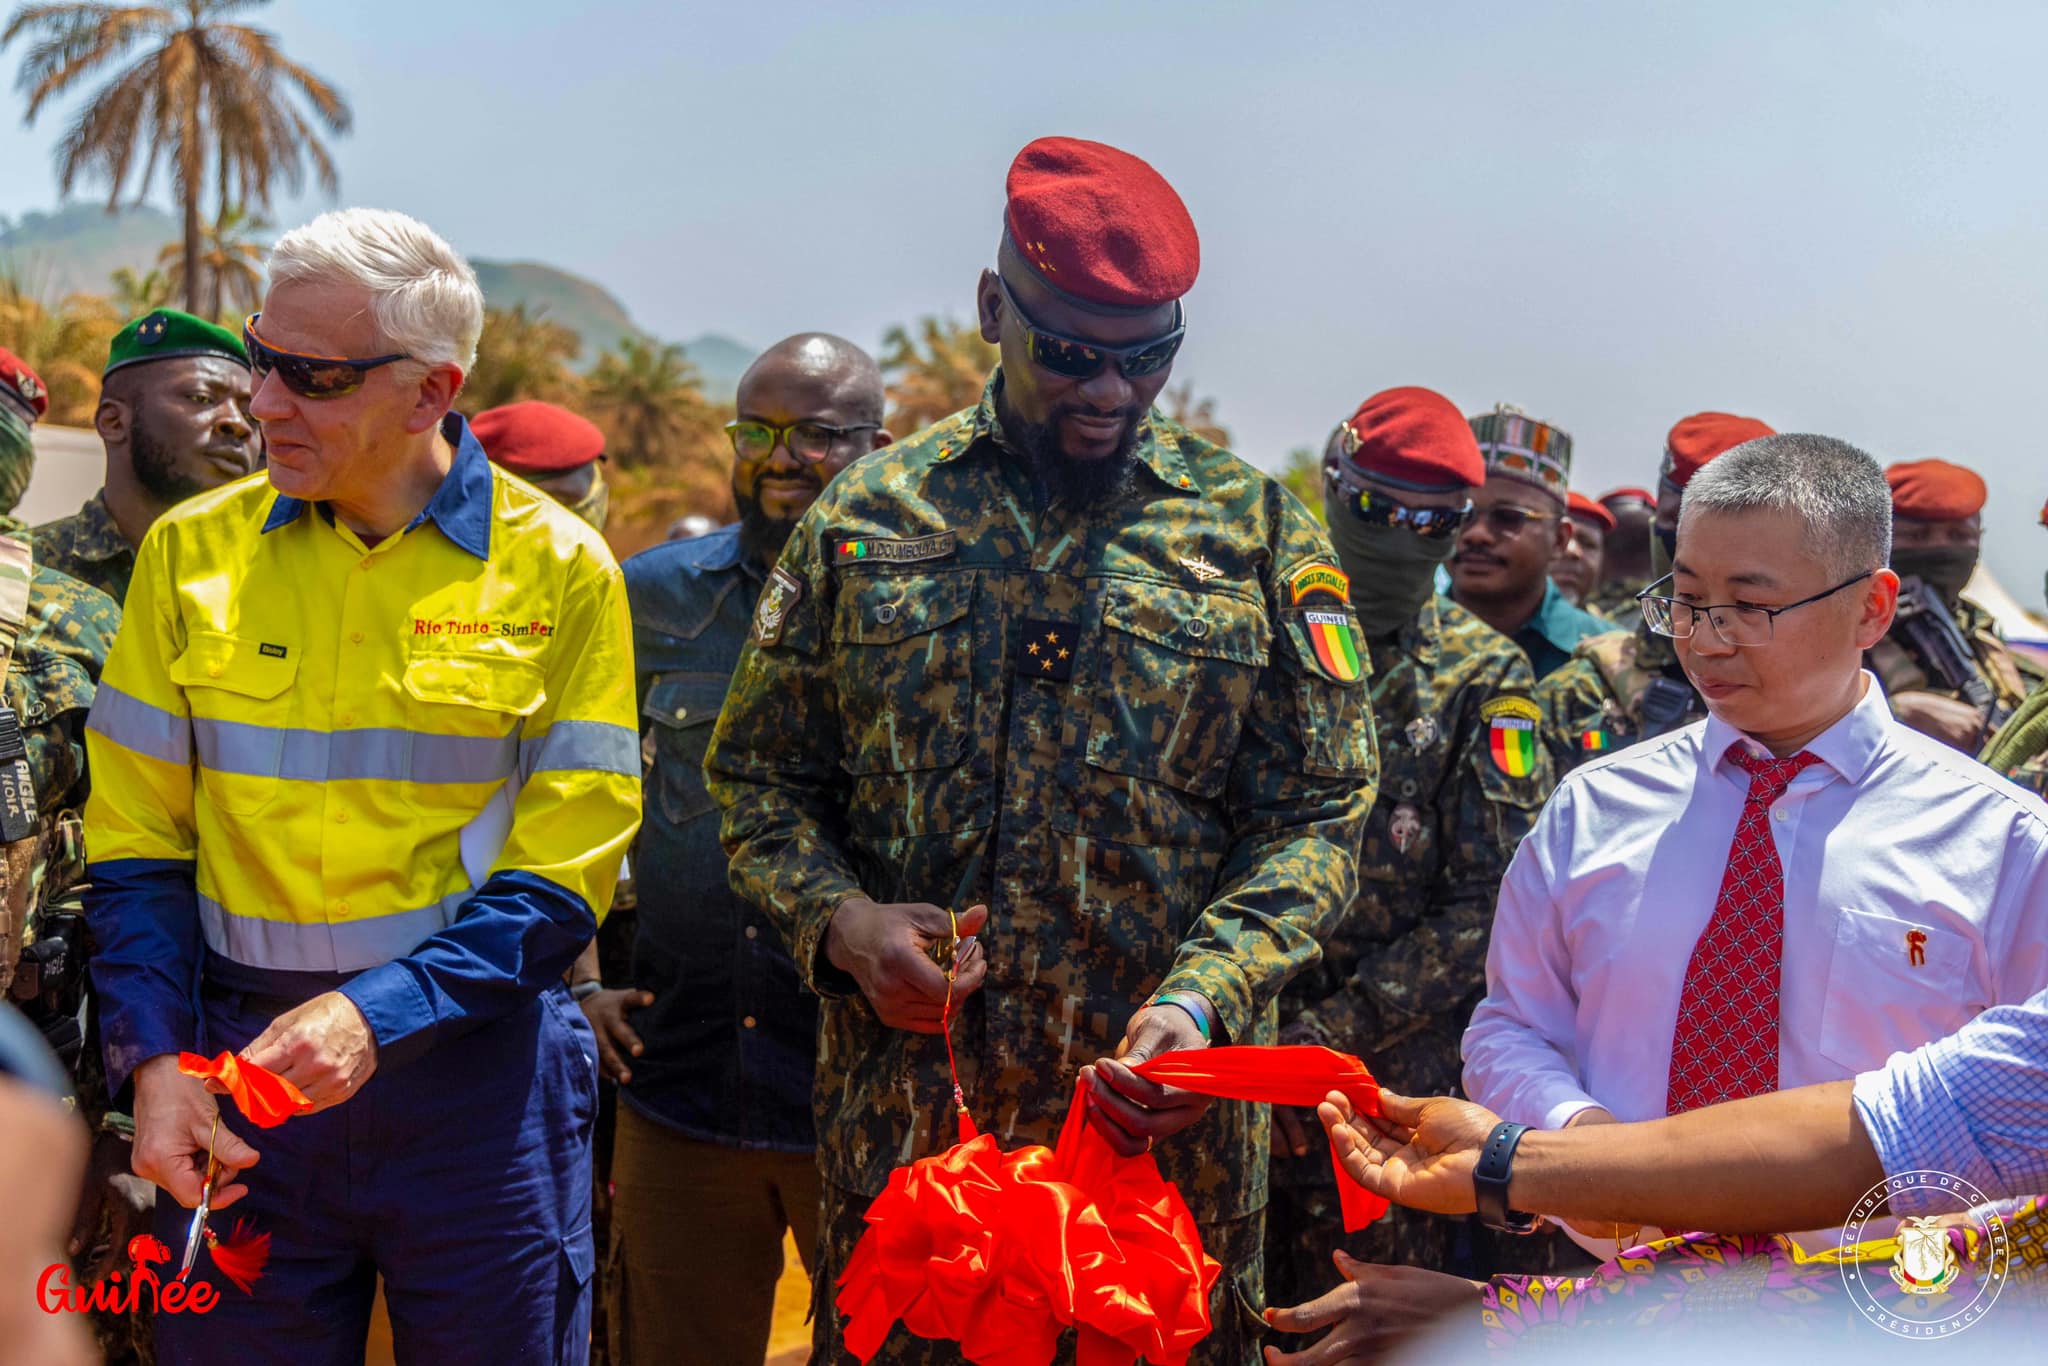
1332, 479, 1475, 540
994, 275, 1185, 380
243, 313, 411, 400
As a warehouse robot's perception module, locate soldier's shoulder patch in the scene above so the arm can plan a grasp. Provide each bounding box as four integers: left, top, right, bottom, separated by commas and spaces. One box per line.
754, 565, 804, 646
1287, 561, 1349, 606
830, 530, 956, 566
1482, 694, 1541, 778
1293, 608, 1365, 683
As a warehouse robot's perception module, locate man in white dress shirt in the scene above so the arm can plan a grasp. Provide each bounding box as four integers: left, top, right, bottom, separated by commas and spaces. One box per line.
1461, 433, 2048, 1254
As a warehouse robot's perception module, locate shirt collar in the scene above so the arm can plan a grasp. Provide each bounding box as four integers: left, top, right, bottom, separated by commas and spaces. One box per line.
261, 413, 494, 560
1392, 593, 1444, 663
1525, 580, 1589, 649
77, 490, 130, 562
1703, 669, 1892, 786
968, 368, 1196, 498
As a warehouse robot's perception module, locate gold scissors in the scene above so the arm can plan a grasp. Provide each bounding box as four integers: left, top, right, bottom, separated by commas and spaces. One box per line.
178, 1113, 222, 1278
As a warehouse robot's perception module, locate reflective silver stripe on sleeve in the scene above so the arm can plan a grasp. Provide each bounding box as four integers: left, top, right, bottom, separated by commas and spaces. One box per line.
196, 889, 472, 975
517, 719, 640, 783
87, 685, 193, 765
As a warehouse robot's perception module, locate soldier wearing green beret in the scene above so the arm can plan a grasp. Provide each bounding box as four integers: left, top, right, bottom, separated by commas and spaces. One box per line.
32, 309, 259, 606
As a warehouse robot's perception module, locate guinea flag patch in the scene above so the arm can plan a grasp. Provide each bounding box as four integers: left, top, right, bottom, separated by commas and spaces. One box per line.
1580, 728, 1612, 754
1482, 695, 1542, 777
1301, 609, 1363, 682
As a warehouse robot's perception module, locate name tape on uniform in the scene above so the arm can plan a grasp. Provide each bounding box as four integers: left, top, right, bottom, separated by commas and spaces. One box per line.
831, 531, 957, 566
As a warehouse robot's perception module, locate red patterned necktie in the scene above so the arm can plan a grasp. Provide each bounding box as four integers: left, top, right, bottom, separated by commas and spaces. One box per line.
1665, 745, 1821, 1115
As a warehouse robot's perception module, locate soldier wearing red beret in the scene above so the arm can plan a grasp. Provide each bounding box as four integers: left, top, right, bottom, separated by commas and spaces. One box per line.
0, 347, 49, 518
1871, 459, 2041, 752
1266, 388, 1553, 1302
705, 136, 1377, 1365
470, 400, 611, 530
1536, 411, 1776, 774
1585, 487, 1656, 623
1553, 492, 1616, 609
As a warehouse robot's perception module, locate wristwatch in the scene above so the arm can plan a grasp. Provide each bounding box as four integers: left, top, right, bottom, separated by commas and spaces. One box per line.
569, 980, 604, 1002
1473, 1121, 1537, 1234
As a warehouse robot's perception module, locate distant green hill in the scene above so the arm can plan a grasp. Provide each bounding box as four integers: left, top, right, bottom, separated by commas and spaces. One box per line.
1, 203, 749, 393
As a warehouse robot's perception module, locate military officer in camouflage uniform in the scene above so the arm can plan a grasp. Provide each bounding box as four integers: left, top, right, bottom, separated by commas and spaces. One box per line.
32, 309, 258, 605
1266, 389, 1551, 1302
1871, 459, 2041, 753
1553, 492, 1616, 613
706, 137, 1377, 1365
1537, 412, 1775, 772
0, 349, 143, 1364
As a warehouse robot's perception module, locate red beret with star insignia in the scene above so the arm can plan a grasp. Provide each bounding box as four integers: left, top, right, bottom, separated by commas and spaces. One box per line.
1886, 459, 1987, 521
471, 401, 606, 475
1336, 386, 1485, 490
1661, 412, 1775, 489
1567, 491, 1617, 532
1005, 137, 1199, 311
0, 347, 48, 422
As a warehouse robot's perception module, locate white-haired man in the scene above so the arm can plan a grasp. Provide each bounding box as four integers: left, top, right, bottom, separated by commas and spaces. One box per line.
83, 208, 640, 1363
1460, 434, 2048, 1257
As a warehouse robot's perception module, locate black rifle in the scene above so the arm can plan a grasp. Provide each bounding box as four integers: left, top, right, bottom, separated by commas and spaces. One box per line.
1638, 674, 1703, 739
1891, 576, 2007, 739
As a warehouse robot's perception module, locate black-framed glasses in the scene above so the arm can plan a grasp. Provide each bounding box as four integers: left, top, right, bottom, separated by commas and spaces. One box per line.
1637, 569, 1876, 646
243, 313, 410, 400
1474, 504, 1560, 538
1332, 480, 1474, 540
993, 275, 1185, 380
724, 418, 879, 464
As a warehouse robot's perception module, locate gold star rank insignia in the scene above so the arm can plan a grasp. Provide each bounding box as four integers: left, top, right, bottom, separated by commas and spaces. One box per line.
1020, 619, 1075, 682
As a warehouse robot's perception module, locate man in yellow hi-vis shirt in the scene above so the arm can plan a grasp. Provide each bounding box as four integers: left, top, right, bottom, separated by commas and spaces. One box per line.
82, 208, 641, 1366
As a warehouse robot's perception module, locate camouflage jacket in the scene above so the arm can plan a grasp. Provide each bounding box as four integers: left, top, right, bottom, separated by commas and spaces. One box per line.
704, 373, 1379, 1223
1534, 620, 1704, 774
1277, 596, 1550, 1108
1584, 577, 1648, 626
31, 488, 135, 608
1, 523, 120, 993
1868, 594, 2041, 717
1983, 679, 2048, 800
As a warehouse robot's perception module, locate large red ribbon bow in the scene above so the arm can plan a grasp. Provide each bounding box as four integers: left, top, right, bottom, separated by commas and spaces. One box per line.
177, 1051, 313, 1128
837, 1043, 1384, 1365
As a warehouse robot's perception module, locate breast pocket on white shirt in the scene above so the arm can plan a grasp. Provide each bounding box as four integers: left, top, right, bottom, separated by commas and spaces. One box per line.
1818, 907, 1974, 1072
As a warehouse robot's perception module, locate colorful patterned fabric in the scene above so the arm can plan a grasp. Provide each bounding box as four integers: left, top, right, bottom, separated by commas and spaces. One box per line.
1481, 1197, 2047, 1347
1666, 747, 1820, 1113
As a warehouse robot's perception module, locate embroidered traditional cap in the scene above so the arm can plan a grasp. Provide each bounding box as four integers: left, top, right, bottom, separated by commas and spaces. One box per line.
1566, 491, 1617, 532
471, 400, 606, 475
0, 347, 47, 422
105, 309, 250, 377
1469, 403, 1571, 505
1004, 136, 1199, 311
1335, 386, 1484, 491
1660, 412, 1774, 490
1885, 459, 1987, 521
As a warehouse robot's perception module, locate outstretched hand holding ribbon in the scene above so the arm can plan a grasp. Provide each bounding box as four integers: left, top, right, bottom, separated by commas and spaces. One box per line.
837, 1022, 1388, 1364
161, 1051, 312, 1294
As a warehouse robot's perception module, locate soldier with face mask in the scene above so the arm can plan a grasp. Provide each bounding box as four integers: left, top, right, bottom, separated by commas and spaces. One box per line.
1267, 387, 1555, 1301
1871, 459, 2040, 753
471, 400, 612, 531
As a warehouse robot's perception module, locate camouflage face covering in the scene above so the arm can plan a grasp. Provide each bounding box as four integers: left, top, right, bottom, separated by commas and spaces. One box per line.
567, 470, 609, 532
0, 406, 34, 517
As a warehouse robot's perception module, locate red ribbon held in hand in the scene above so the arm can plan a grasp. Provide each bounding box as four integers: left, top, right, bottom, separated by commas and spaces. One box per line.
837, 1043, 1386, 1365
177, 1051, 313, 1128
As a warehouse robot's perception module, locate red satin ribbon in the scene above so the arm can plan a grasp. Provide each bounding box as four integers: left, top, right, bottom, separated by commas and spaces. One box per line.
837, 1044, 1385, 1365
177, 1051, 313, 1128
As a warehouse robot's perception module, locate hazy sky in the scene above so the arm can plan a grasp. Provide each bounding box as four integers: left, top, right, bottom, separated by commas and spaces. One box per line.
4, 1, 2046, 600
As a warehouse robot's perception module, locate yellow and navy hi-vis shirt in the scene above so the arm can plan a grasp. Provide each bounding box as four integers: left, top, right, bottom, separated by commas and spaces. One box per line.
82, 415, 640, 1089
